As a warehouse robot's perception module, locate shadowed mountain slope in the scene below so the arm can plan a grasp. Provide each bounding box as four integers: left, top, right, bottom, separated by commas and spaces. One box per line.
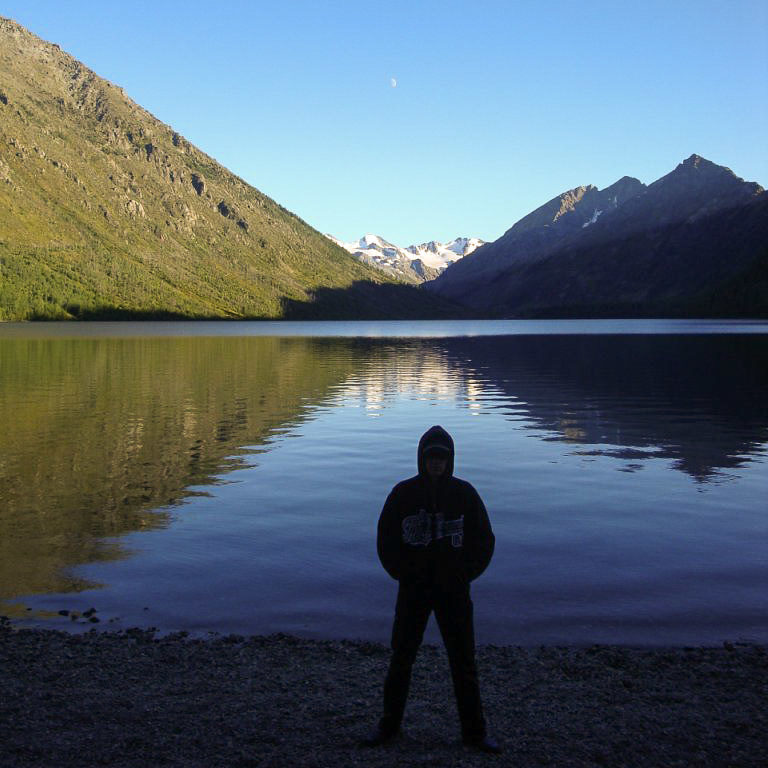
427, 156, 768, 317
431, 175, 647, 295
0, 17, 459, 320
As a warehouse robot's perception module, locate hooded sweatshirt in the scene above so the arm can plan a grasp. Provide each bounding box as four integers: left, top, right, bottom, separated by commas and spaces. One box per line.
377, 425, 495, 589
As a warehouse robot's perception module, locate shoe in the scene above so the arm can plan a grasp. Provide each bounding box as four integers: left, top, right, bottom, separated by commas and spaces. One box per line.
361, 726, 397, 747
464, 735, 502, 754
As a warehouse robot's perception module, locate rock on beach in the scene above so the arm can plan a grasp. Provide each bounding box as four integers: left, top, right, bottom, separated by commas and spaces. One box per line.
1, 623, 766, 767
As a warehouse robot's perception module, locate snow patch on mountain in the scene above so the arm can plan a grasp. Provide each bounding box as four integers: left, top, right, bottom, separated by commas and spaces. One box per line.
406, 237, 486, 268
326, 233, 484, 282
582, 209, 603, 228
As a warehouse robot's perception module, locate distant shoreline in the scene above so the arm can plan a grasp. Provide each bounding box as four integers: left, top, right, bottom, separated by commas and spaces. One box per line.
3, 310, 768, 322
2, 626, 766, 767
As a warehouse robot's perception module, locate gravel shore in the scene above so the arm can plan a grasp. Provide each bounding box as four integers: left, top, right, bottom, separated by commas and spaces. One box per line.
1, 622, 766, 767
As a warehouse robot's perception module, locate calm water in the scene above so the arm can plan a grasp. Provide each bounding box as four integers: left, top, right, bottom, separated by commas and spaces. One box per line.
1, 320, 766, 645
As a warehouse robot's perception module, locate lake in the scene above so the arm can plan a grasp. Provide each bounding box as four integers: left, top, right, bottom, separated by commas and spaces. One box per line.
1, 319, 766, 645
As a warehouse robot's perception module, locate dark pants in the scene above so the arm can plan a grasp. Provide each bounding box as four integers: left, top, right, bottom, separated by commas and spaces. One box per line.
379, 582, 486, 740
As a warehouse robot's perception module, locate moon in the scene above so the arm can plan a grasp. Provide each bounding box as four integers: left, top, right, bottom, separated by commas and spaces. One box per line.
390, 77, 397, 88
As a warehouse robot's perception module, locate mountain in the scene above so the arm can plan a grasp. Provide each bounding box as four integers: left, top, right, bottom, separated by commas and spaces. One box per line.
429, 176, 646, 296
326, 233, 484, 283
0, 17, 460, 321
426, 155, 768, 317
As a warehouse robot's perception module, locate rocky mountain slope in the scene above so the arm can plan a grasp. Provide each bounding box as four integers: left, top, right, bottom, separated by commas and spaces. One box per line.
326, 233, 484, 283
0, 17, 458, 320
426, 156, 768, 317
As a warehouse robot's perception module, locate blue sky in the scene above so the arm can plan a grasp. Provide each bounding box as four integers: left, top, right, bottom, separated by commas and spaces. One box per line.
4, 1, 767, 244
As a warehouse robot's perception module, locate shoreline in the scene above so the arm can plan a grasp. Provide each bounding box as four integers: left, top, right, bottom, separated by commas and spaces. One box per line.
2, 626, 766, 767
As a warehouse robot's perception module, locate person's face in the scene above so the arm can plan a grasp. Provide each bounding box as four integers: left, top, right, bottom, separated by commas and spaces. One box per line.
425, 452, 448, 478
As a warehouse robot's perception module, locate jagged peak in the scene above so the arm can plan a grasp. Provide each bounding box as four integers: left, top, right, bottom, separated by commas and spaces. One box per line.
358, 233, 396, 249
0, 15, 27, 33
504, 184, 598, 236
554, 184, 597, 204
650, 155, 761, 194
676, 155, 763, 194
607, 175, 644, 187
682, 153, 708, 167
676, 154, 724, 174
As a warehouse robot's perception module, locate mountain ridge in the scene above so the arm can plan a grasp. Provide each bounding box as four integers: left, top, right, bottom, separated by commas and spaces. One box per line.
326, 233, 484, 283
429, 175, 648, 295
0, 16, 459, 320
3, 17, 765, 321
426, 155, 768, 317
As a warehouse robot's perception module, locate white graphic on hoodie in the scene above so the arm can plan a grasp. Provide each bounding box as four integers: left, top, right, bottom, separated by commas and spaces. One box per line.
402, 509, 464, 548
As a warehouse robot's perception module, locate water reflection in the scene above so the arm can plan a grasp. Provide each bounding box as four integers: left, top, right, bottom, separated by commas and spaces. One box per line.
0, 336, 363, 612
1, 328, 766, 638
329, 334, 768, 480
333, 342, 490, 413
438, 335, 768, 480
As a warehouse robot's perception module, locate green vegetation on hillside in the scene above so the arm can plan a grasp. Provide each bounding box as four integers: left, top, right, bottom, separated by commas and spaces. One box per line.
0, 18, 456, 320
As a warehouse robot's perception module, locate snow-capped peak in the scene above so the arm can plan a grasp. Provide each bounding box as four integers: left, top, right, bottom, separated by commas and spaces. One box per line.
405, 237, 484, 267
358, 233, 396, 249
326, 232, 485, 282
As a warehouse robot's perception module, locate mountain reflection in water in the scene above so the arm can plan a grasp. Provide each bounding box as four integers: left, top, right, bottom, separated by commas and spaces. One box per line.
1, 326, 766, 643
437, 334, 768, 481
0, 336, 364, 611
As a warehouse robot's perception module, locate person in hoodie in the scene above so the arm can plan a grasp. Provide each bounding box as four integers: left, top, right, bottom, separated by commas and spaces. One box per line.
363, 425, 500, 754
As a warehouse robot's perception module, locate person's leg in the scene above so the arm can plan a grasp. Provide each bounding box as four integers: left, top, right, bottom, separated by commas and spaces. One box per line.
434, 588, 486, 742
379, 584, 431, 735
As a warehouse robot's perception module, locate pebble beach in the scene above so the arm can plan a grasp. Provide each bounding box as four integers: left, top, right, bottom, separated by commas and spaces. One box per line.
1, 621, 767, 767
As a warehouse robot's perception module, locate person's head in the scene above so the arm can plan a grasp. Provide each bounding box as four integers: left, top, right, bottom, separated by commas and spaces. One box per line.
424, 447, 450, 479
417, 425, 454, 480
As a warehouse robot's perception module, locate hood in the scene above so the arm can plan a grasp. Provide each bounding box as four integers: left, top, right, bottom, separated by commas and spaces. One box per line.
417, 425, 455, 478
